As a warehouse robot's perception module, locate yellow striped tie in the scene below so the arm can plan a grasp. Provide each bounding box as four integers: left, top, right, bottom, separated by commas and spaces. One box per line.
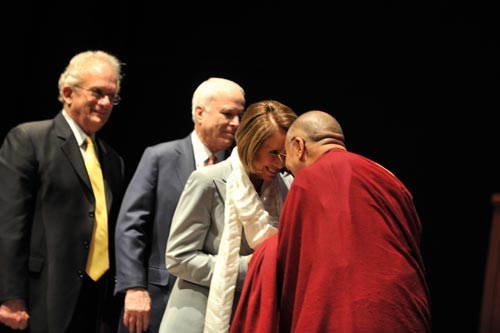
83, 136, 109, 281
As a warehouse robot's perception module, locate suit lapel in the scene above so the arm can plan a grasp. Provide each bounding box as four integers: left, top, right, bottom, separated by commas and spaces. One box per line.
94, 138, 114, 212
54, 113, 93, 194
213, 179, 226, 203
213, 161, 232, 203
174, 135, 197, 187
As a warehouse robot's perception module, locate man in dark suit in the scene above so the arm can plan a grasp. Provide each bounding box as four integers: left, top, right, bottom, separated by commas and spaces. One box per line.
114, 77, 245, 333
0, 50, 126, 333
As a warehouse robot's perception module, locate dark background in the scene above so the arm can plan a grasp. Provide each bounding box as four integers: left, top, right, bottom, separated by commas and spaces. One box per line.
3, 1, 499, 332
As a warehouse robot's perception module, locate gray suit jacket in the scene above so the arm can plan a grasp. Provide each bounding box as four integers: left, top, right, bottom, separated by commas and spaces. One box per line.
160, 158, 292, 333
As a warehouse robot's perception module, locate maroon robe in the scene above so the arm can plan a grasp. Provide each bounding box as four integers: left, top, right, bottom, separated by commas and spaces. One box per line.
231, 149, 431, 333
230, 235, 279, 333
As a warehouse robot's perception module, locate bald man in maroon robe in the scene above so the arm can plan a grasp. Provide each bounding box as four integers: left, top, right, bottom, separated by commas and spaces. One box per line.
230, 110, 431, 333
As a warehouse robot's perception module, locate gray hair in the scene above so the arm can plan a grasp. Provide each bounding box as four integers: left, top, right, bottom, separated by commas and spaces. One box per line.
191, 77, 245, 122
57, 50, 124, 103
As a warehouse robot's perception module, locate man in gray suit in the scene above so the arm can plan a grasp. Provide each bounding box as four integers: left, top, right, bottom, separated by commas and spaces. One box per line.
114, 77, 245, 333
0, 50, 126, 332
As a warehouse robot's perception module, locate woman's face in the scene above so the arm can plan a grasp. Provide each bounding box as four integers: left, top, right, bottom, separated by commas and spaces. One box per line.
251, 127, 287, 183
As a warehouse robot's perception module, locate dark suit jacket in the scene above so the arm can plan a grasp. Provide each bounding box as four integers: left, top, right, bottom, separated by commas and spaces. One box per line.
0, 112, 125, 332
114, 134, 231, 327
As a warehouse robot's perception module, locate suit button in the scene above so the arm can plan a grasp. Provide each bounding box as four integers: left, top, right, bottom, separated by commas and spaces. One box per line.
77, 270, 84, 279
89, 212, 94, 218
83, 241, 89, 249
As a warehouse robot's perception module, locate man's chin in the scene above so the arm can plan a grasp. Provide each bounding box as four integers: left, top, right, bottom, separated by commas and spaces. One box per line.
218, 138, 234, 149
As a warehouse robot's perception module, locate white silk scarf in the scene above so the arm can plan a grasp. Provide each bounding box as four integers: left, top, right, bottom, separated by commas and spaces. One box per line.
204, 147, 283, 333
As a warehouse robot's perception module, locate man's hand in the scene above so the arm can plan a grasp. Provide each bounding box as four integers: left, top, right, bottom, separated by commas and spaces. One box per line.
123, 288, 151, 333
0, 298, 29, 330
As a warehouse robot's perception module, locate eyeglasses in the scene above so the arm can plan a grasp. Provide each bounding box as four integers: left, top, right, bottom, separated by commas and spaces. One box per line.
269, 150, 287, 164
74, 85, 121, 105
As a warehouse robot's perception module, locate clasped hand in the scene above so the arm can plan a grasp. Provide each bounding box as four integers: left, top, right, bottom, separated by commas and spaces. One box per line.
0, 298, 29, 330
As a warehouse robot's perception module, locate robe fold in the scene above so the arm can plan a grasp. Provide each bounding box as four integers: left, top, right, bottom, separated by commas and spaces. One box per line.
231, 149, 431, 333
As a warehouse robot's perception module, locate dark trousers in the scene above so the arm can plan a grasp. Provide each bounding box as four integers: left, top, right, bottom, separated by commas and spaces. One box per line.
1, 272, 122, 333
68, 272, 111, 333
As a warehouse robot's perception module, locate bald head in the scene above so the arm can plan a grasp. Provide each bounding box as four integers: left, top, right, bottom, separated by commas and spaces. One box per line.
288, 110, 345, 146
285, 110, 346, 175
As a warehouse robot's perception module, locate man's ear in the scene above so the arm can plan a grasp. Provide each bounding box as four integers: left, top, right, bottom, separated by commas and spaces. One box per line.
194, 105, 205, 125
62, 86, 74, 104
295, 136, 307, 161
